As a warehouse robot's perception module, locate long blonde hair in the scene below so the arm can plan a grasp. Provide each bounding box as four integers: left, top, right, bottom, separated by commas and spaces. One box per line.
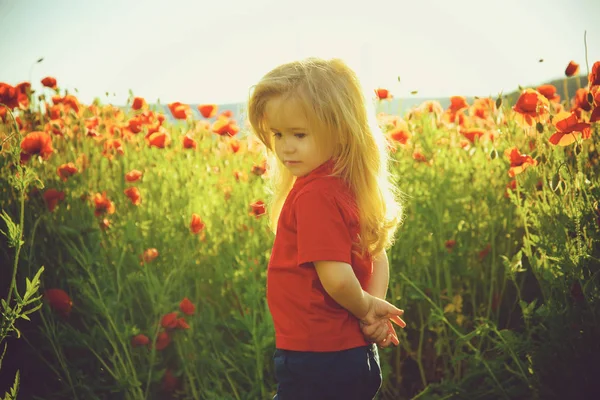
247, 57, 404, 256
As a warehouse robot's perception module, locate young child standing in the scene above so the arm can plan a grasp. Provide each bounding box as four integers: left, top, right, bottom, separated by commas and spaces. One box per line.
248, 57, 406, 400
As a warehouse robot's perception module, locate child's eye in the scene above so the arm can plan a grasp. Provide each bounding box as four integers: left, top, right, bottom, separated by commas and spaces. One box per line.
295, 133, 306, 139
272, 132, 282, 138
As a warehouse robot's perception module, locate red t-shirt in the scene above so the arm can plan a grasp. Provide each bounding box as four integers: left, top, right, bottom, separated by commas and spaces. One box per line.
267, 159, 373, 351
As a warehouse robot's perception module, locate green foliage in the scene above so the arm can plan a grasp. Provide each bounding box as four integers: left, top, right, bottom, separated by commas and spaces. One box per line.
1, 91, 599, 399
1, 106, 46, 400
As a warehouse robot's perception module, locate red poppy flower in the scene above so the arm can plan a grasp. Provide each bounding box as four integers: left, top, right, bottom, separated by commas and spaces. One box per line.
52, 94, 79, 114
504, 147, 538, 177
102, 139, 125, 159
591, 106, 600, 123
190, 214, 205, 234
388, 127, 410, 144
448, 96, 469, 113
591, 85, 600, 107
444, 239, 456, 252
375, 88, 392, 100
57, 163, 78, 181
233, 170, 247, 182
124, 187, 141, 205
162, 369, 179, 392
198, 104, 218, 118
127, 117, 143, 133
85, 117, 99, 130
572, 88, 592, 112
43, 189, 65, 212
0, 82, 18, 109
154, 331, 171, 350
443, 109, 467, 126
588, 61, 600, 88
413, 151, 428, 163
168, 102, 190, 120
548, 112, 591, 146
161, 312, 179, 330
148, 131, 171, 148
132, 97, 147, 111
211, 117, 240, 137
44, 289, 72, 317
44, 118, 65, 136
470, 97, 495, 120
15, 82, 31, 109
176, 317, 190, 329
565, 60, 580, 77
219, 110, 234, 118
512, 89, 550, 126
460, 128, 485, 143
230, 140, 241, 153
41, 76, 57, 89
251, 160, 267, 176
536, 84, 560, 103
94, 192, 115, 216
478, 243, 492, 260
182, 133, 197, 149
131, 334, 150, 347
142, 248, 159, 263
125, 169, 143, 182
250, 201, 266, 218
20, 131, 54, 162
180, 297, 195, 315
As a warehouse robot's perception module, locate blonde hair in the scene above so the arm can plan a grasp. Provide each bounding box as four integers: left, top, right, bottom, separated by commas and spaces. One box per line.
247, 57, 404, 256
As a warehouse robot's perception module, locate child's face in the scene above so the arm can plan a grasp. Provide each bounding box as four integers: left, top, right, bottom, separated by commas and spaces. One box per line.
265, 96, 334, 177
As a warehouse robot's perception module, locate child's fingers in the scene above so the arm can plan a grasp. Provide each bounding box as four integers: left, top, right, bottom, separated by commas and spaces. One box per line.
390, 315, 407, 329
387, 324, 399, 346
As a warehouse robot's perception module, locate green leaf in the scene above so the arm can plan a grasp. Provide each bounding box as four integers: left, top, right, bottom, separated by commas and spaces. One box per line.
0, 210, 21, 248
550, 173, 561, 192
1, 369, 19, 400
0, 299, 9, 313
23, 302, 43, 315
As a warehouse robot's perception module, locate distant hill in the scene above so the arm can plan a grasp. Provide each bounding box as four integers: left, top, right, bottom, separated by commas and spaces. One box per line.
137, 74, 590, 125
374, 75, 590, 116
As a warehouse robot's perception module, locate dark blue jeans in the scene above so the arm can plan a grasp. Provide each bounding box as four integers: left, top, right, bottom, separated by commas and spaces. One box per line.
272, 344, 382, 400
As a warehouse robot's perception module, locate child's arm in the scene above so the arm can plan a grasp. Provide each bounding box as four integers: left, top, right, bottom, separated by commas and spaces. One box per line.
367, 250, 390, 300
363, 250, 401, 346
313, 261, 405, 329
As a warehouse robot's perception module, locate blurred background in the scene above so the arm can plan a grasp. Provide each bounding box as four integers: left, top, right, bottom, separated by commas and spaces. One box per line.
1, 0, 599, 107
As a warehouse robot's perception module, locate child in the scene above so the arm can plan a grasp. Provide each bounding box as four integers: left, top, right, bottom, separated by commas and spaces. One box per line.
247, 57, 406, 400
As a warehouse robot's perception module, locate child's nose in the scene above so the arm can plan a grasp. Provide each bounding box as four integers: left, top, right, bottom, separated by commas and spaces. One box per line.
282, 138, 295, 153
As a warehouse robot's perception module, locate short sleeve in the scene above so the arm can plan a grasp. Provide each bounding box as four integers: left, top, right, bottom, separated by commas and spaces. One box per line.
295, 189, 352, 265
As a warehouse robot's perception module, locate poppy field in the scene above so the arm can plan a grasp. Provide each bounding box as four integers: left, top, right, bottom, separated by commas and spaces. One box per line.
1, 60, 600, 399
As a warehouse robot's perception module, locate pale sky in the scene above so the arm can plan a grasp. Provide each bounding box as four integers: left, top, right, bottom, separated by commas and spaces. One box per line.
1, 0, 599, 106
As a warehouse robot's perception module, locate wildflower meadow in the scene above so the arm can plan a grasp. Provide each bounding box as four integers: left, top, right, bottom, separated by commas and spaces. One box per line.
1, 60, 600, 399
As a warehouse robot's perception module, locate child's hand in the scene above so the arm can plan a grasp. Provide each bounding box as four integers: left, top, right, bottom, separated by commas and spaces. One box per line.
360, 318, 400, 347
359, 295, 406, 347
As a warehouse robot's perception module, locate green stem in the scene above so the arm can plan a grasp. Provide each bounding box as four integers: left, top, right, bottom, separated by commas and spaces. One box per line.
6, 170, 25, 307
416, 303, 428, 388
